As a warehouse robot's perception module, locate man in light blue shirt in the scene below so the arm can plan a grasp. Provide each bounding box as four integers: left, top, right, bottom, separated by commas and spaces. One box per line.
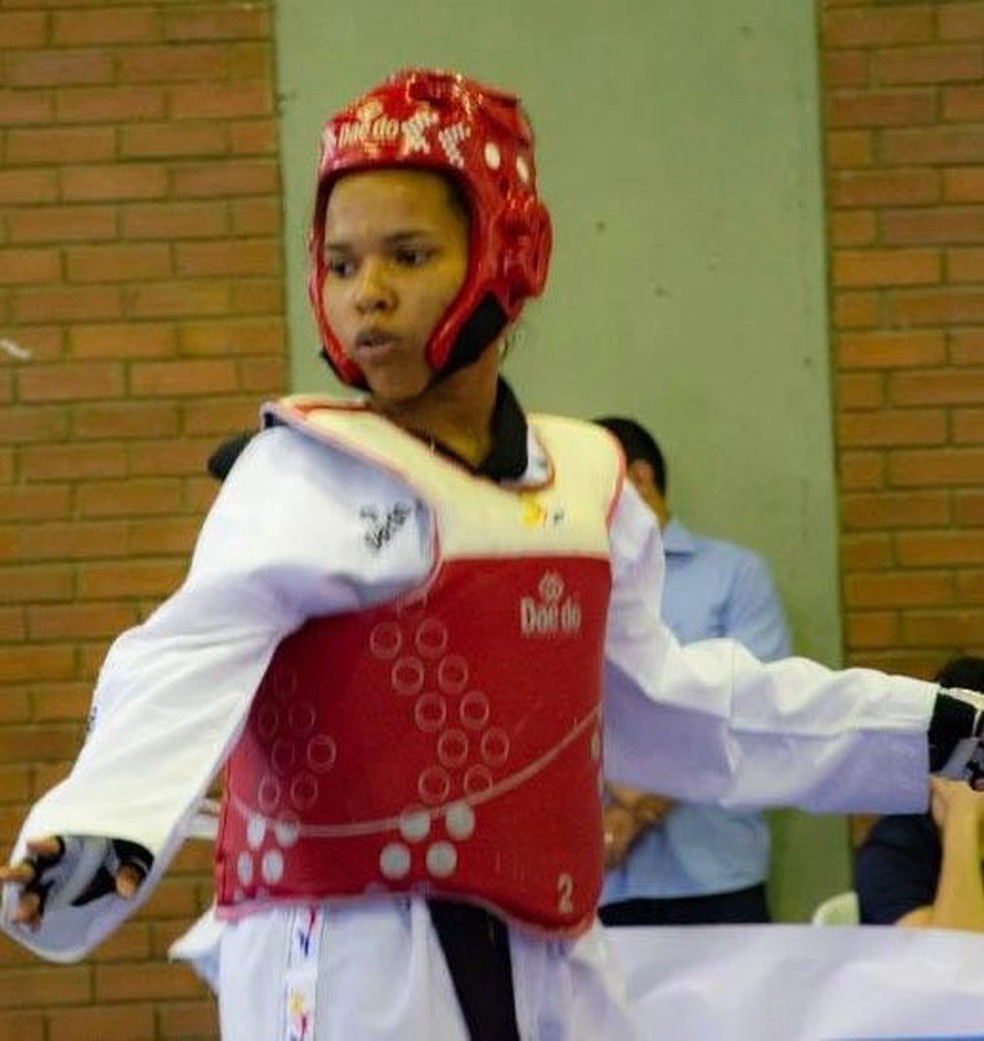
596, 417, 791, 925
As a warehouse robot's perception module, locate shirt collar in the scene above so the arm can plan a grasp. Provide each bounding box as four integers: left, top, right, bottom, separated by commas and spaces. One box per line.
661, 516, 699, 557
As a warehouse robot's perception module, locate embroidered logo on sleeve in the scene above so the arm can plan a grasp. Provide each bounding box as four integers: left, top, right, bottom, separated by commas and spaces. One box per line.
360, 502, 413, 552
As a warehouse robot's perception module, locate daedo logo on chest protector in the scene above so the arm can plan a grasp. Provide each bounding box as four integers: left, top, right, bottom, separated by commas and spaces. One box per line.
520, 571, 582, 638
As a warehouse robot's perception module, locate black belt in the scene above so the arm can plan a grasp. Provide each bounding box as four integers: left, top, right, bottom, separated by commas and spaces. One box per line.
428, 898, 521, 1041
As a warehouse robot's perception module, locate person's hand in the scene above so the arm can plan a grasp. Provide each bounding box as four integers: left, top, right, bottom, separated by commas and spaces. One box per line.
602, 783, 674, 869
929, 776, 984, 845
603, 803, 644, 870
0, 836, 152, 931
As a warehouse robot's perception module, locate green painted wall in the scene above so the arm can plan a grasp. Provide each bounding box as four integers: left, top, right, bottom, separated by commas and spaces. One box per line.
273, 0, 849, 921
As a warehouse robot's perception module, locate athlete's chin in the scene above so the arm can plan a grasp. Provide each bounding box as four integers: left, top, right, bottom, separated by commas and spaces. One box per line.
363, 370, 432, 407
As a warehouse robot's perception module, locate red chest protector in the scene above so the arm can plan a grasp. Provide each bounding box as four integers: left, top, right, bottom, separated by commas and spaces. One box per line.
215, 401, 622, 936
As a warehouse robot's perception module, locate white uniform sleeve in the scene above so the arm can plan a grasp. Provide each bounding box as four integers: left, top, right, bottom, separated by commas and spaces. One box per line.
602, 483, 935, 815
2, 426, 431, 960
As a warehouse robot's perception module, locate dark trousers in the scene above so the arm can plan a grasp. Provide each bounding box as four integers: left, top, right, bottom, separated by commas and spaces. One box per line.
428, 898, 521, 1041
598, 882, 771, 927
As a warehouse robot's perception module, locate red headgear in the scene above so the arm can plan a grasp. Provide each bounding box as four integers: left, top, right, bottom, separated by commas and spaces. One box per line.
308, 68, 553, 387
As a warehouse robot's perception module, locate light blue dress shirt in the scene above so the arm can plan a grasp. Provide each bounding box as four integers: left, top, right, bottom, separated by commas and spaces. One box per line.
601, 516, 792, 902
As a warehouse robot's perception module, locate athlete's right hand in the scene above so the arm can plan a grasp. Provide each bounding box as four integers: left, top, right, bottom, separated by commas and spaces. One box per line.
0, 835, 152, 931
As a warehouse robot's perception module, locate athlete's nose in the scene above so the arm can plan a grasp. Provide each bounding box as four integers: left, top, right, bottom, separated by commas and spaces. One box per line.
354, 257, 396, 313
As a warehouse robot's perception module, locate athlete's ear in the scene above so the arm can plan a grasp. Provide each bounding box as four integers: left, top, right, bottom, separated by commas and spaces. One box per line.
626, 459, 655, 495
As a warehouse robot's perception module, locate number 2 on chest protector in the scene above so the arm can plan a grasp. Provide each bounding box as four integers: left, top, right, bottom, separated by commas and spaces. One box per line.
557, 873, 574, 913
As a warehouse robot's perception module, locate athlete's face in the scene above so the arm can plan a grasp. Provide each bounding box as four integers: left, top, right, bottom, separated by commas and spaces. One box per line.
321, 169, 470, 404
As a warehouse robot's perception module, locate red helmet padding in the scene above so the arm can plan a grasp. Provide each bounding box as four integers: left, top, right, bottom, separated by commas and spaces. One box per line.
308, 68, 553, 387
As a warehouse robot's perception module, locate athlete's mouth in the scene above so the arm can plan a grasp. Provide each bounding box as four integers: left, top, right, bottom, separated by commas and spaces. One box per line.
355, 328, 398, 350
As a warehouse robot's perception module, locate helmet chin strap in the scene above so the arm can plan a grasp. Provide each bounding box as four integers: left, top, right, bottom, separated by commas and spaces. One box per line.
426, 294, 508, 385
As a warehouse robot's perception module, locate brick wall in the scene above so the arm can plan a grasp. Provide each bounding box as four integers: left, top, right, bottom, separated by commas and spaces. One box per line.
0, 3, 286, 1038
820, 0, 984, 677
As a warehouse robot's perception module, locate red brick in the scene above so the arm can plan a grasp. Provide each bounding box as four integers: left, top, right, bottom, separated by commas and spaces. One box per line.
8, 205, 117, 245
175, 239, 280, 278
156, 998, 220, 1040
830, 169, 939, 208
30, 683, 93, 723
838, 330, 946, 369
231, 117, 278, 156
230, 197, 282, 235
122, 201, 228, 240
77, 480, 184, 518
833, 290, 882, 328
0, 12, 46, 48
26, 520, 130, 561
127, 282, 231, 320
56, 85, 166, 124
66, 243, 172, 283
171, 160, 279, 198
833, 247, 940, 287
17, 362, 124, 403
827, 90, 936, 128
0, 89, 55, 125
842, 490, 951, 530
239, 356, 285, 392
838, 408, 945, 446
876, 45, 984, 86
70, 323, 176, 361
46, 1003, 156, 1041
28, 602, 137, 641
127, 517, 200, 556
0, 724, 80, 762
118, 43, 226, 83
0, 405, 70, 443
5, 50, 114, 88
21, 442, 129, 482
0, 247, 61, 285
943, 85, 984, 123
846, 571, 953, 607
0, 169, 59, 205
948, 247, 984, 282
956, 489, 984, 524
227, 41, 273, 80
122, 122, 229, 159
890, 288, 984, 326
164, 6, 269, 41
958, 569, 984, 603
0, 485, 70, 524
0, 691, 30, 724
903, 610, 982, 646
889, 447, 984, 486
0, 965, 91, 1010
945, 168, 984, 203
0, 565, 73, 602
61, 163, 169, 202
823, 50, 870, 89
831, 210, 877, 246
954, 408, 984, 443
169, 83, 272, 120
130, 358, 238, 397
128, 437, 233, 477
846, 611, 900, 648
14, 285, 123, 324
825, 128, 875, 168
73, 401, 180, 440
881, 207, 984, 245
52, 7, 160, 45
77, 557, 185, 598
950, 330, 984, 365
178, 318, 285, 357
182, 396, 265, 434
893, 369, 984, 406
840, 532, 893, 569
839, 450, 886, 490
0, 765, 31, 803
939, 4, 984, 41
823, 7, 934, 46
230, 278, 283, 315
88, 920, 153, 962
882, 126, 984, 165
7, 125, 115, 164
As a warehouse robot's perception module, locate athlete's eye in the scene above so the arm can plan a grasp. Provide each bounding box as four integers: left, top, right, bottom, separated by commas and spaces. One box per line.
325, 255, 356, 278
394, 246, 433, 267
